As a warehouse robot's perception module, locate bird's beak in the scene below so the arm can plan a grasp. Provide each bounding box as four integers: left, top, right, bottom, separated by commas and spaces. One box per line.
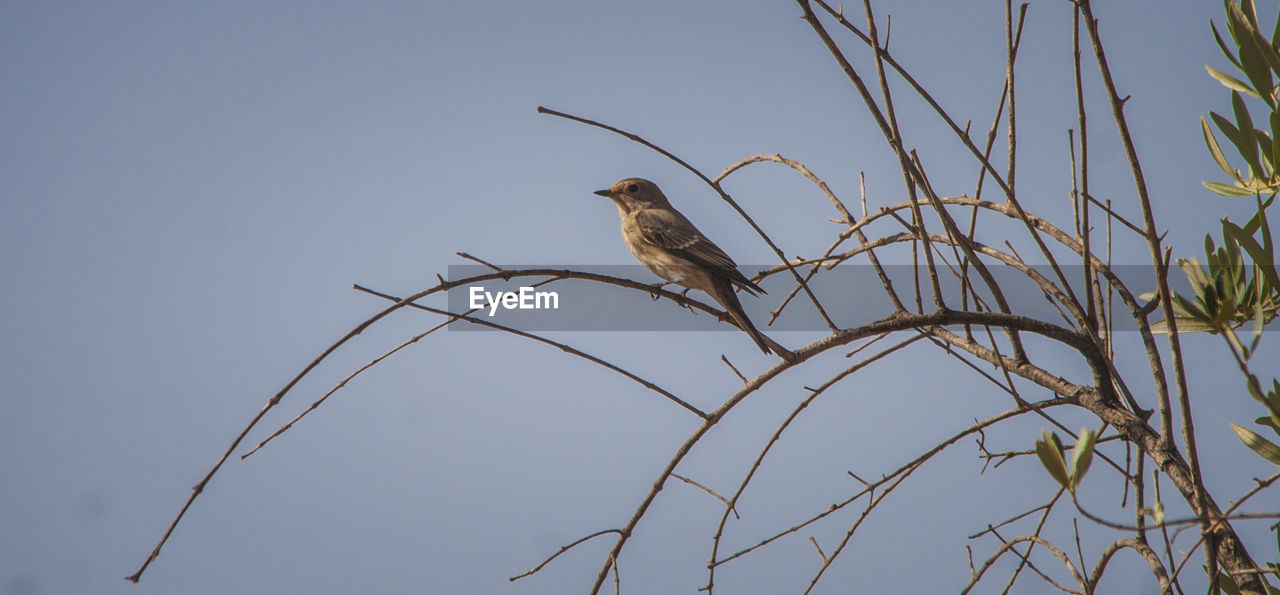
593, 189, 612, 197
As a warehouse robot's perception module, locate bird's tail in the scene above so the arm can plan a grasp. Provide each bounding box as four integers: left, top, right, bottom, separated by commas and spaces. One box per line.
710, 280, 772, 355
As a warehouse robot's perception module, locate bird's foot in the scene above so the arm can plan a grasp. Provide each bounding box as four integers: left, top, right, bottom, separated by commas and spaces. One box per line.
648, 282, 671, 301
676, 288, 697, 311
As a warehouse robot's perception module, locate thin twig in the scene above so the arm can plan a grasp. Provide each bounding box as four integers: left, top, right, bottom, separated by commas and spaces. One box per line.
354, 284, 707, 419
1075, 0, 1227, 584
671, 473, 740, 520
720, 355, 747, 385
537, 106, 838, 334
962, 536, 1086, 595
705, 334, 924, 592
510, 529, 623, 581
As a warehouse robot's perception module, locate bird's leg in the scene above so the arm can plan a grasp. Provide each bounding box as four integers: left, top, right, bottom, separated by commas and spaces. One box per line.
648, 281, 671, 301
676, 288, 696, 312
650, 282, 697, 312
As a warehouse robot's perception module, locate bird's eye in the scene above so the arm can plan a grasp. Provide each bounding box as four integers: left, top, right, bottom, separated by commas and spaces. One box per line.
627, 183, 640, 193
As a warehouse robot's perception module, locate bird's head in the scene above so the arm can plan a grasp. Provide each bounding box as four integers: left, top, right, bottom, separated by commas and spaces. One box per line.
593, 178, 670, 212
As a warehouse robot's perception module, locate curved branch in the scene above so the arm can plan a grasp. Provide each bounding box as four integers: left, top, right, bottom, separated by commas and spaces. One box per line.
1168, 470, 1280, 585
509, 529, 622, 582
713, 398, 1073, 570
760, 195, 1165, 417
537, 106, 837, 335
128, 265, 771, 582
962, 536, 1086, 595
242, 312, 458, 458
351, 284, 707, 418
590, 308, 1099, 594
716, 153, 906, 314
704, 334, 925, 593
1089, 538, 1171, 594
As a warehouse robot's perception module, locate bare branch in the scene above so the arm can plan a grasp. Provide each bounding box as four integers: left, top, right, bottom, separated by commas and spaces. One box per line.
1089, 538, 1173, 594
537, 106, 837, 336
963, 536, 1086, 595
510, 529, 623, 582
671, 473, 740, 520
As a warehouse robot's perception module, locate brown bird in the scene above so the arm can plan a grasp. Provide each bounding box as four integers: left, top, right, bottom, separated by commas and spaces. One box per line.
594, 177, 772, 354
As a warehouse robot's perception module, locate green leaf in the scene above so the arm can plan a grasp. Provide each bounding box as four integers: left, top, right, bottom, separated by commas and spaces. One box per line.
1224, 220, 1265, 259
1258, 415, 1280, 432
1206, 116, 1242, 177
1227, 0, 1252, 47
1148, 316, 1220, 334
1232, 91, 1263, 174
1245, 196, 1280, 290
1243, 193, 1278, 234
1241, 0, 1259, 28
1213, 20, 1244, 68
1231, 423, 1280, 465
1204, 180, 1260, 197
1256, 126, 1278, 176
1214, 110, 1250, 156
1269, 112, 1280, 176
1229, 0, 1277, 106
1273, 0, 1280, 45
1259, 194, 1276, 257
1174, 293, 1211, 322
1248, 375, 1268, 403
1179, 257, 1215, 290
1253, 300, 1268, 350
1246, 11, 1280, 82
1035, 430, 1071, 489
1218, 570, 1244, 595
1223, 220, 1274, 290
1242, 5, 1280, 91
1208, 64, 1262, 98
1070, 428, 1097, 488
1139, 503, 1165, 525
1266, 379, 1280, 428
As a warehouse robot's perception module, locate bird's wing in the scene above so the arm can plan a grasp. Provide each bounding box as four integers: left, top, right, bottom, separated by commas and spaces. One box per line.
633, 208, 766, 295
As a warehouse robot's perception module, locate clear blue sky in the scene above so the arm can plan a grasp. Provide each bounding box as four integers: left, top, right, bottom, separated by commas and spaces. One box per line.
2, 1, 1275, 594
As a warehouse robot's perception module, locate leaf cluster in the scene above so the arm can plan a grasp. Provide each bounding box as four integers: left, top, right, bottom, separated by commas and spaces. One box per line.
1034, 428, 1097, 494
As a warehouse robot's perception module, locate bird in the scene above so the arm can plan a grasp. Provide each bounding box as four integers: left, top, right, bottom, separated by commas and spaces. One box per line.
594, 177, 774, 355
